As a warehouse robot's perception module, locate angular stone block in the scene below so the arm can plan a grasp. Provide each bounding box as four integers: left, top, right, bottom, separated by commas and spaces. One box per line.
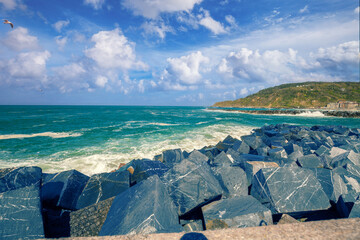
216, 135, 236, 152
331, 151, 360, 168
211, 163, 248, 198
256, 146, 270, 156
76, 170, 129, 209
297, 154, 323, 168
336, 193, 360, 218
123, 159, 169, 186
241, 135, 264, 150
269, 147, 288, 159
348, 196, 360, 218
41, 170, 89, 210
0, 184, 44, 239
161, 155, 223, 216
237, 141, 250, 154
186, 150, 209, 164
343, 164, 360, 179
315, 145, 330, 157
0, 166, 42, 193
70, 197, 115, 237
202, 195, 273, 230
251, 167, 331, 214
161, 149, 184, 168
244, 161, 279, 186
310, 168, 347, 203
211, 151, 232, 166
99, 175, 182, 236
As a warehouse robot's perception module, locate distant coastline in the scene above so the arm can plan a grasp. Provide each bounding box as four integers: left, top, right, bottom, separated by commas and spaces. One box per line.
207, 107, 360, 118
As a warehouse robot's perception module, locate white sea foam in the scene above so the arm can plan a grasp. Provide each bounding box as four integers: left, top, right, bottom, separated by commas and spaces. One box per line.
0, 132, 82, 140
1, 124, 254, 175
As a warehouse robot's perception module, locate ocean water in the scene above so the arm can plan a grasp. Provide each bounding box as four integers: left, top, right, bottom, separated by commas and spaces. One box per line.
0, 105, 359, 175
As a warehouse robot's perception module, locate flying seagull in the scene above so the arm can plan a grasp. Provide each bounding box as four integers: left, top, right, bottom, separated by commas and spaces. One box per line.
3, 19, 13, 28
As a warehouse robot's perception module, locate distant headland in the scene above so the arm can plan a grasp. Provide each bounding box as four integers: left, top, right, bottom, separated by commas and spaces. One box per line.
212, 82, 360, 110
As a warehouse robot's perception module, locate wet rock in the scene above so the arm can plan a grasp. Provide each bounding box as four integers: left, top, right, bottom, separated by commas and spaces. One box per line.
241, 135, 264, 150
161, 149, 185, 168
0, 166, 42, 193
269, 147, 288, 159
211, 151, 233, 166
331, 151, 360, 168
202, 195, 272, 230
70, 197, 115, 237
284, 143, 303, 155
99, 175, 182, 236
336, 193, 360, 218
310, 168, 347, 203
123, 159, 169, 186
297, 154, 323, 168
243, 161, 280, 186
41, 170, 89, 210
216, 135, 237, 152
0, 183, 44, 239
161, 152, 223, 216
251, 167, 330, 214
76, 170, 129, 209
211, 161, 248, 198
237, 141, 250, 154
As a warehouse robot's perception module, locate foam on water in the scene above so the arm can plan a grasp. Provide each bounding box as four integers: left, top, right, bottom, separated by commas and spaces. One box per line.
0, 132, 82, 140
0, 124, 253, 175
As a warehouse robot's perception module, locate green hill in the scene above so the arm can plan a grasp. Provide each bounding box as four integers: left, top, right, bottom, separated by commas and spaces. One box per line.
212, 82, 360, 109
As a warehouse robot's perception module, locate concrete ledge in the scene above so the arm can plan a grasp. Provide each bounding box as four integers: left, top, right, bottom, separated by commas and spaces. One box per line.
58, 218, 360, 240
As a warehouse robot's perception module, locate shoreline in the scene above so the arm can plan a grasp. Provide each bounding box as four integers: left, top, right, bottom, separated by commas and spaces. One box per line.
208, 107, 360, 118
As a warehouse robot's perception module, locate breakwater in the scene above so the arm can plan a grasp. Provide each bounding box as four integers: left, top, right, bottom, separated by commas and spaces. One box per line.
208, 107, 360, 118
1, 124, 360, 239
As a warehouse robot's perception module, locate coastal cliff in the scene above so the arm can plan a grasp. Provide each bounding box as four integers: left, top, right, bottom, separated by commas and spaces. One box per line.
212, 82, 360, 109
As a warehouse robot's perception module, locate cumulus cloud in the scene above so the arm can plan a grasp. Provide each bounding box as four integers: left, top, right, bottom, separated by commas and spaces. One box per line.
0, 0, 19, 10
355, 7, 360, 14
159, 51, 209, 90
141, 21, 174, 39
122, 0, 202, 19
217, 41, 359, 85
52, 20, 70, 32
198, 9, 227, 35
95, 75, 108, 88
85, 28, 148, 71
5, 51, 50, 85
55, 36, 68, 50
51, 63, 89, 93
84, 0, 105, 10
3, 27, 39, 51
299, 5, 309, 14
312, 41, 359, 78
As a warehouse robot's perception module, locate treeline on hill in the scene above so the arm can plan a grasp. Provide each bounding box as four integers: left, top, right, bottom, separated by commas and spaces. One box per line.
213, 82, 360, 109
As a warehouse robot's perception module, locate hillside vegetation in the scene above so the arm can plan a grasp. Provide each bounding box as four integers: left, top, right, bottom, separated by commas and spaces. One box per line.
212, 82, 360, 109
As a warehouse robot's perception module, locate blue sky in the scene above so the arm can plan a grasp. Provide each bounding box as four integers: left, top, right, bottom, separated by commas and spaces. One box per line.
0, 0, 359, 106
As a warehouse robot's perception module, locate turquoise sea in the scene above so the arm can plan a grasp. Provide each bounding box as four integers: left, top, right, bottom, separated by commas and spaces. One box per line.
1, 105, 359, 175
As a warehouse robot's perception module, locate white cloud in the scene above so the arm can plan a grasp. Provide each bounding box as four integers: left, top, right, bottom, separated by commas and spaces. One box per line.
217, 41, 359, 85
52, 20, 70, 32
85, 28, 148, 71
84, 0, 105, 10
299, 5, 309, 14
55, 36, 67, 50
0, 0, 17, 10
3, 27, 39, 51
159, 51, 209, 90
95, 75, 108, 88
51, 63, 89, 93
354, 7, 360, 14
122, 0, 202, 19
7, 51, 50, 82
141, 21, 174, 39
198, 9, 227, 35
